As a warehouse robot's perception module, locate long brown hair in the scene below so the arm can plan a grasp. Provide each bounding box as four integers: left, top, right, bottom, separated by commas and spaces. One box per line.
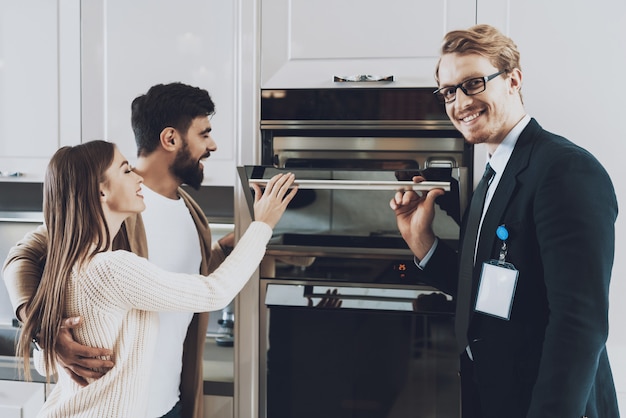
17, 140, 115, 380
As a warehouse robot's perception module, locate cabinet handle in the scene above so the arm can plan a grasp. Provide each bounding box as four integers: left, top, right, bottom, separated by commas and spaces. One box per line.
333, 74, 394, 82
0, 171, 23, 177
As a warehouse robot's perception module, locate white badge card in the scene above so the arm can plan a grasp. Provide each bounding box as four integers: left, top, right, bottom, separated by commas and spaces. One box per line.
474, 261, 519, 320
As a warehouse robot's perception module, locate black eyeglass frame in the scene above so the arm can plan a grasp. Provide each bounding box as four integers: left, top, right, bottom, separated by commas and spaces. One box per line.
433, 70, 507, 104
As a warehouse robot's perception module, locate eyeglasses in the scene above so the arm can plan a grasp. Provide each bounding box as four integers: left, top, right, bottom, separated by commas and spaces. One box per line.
433, 70, 506, 104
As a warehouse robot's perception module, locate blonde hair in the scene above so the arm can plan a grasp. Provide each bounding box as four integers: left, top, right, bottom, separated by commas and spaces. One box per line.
17, 140, 115, 381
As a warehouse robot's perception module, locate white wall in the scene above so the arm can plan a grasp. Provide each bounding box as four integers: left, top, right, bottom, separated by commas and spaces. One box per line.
481, 0, 626, 411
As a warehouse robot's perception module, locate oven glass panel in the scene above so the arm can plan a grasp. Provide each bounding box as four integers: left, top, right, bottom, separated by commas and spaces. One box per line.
263, 284, 460, 418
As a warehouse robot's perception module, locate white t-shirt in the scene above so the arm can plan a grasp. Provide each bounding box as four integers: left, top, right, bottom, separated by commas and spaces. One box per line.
140, 185, 202, 417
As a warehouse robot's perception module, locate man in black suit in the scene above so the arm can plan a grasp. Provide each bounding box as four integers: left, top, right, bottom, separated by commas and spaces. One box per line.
390, 24, 619, 418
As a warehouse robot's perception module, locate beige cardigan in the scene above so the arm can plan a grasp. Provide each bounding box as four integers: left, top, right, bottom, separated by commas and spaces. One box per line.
3, 187, 227, 418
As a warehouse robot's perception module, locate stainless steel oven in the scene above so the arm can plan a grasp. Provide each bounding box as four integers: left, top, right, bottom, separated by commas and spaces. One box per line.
237, 88, 471, 418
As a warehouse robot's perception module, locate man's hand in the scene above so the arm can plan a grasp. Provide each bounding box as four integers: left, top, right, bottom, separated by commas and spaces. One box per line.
218, 232, 235, 256
390, 176, 445, 260
308, 289, 342, 309
55, 317, 114, 386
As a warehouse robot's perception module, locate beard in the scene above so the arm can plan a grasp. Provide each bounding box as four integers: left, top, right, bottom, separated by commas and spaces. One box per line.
456, 123, 490, 145
171, 141, 204, 190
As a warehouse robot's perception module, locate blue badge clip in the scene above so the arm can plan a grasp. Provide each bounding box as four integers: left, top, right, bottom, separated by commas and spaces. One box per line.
496, 225, 509, 264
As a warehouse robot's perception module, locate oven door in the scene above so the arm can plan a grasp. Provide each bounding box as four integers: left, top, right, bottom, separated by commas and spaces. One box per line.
238, 165, 466, 256
260, 278, 460, 418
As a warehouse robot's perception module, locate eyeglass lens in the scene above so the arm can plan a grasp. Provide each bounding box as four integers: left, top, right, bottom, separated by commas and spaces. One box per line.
437, 78, 486, 103
435, 70, 505, 104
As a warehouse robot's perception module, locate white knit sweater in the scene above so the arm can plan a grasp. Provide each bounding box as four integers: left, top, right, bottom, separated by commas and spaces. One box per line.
35, 221, 271, 418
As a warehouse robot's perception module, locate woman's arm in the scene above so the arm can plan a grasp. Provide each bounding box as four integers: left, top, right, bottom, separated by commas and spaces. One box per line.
104, 222, 273, 312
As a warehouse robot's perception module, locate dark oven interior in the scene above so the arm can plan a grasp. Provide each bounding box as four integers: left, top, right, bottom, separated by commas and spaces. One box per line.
262, 280, 459, 418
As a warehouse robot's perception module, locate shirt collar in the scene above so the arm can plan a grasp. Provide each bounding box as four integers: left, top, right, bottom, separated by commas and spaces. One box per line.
488, 114, 531, 175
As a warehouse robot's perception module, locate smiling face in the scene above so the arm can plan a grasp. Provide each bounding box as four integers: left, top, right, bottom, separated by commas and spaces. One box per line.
171, 116, 216, 189
437, 53, 524, 150
100, 147, 145, 218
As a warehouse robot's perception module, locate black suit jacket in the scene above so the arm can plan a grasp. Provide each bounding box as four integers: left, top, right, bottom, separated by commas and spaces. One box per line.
423, 119, 619, 418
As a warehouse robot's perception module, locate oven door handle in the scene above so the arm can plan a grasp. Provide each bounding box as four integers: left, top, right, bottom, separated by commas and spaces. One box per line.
264, 283, 453, 313
248, 178, 451, 191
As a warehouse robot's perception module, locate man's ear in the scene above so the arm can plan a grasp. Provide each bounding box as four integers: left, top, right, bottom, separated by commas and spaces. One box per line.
160, 127, 177, 150
508, 68, 523, 93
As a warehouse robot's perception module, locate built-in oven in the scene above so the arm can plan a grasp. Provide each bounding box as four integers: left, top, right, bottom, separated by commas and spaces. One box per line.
239, 163, 463, 418
236, 87, 471, 418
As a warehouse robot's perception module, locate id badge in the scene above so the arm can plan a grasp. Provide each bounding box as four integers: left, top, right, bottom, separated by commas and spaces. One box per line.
474, 260, 518, 320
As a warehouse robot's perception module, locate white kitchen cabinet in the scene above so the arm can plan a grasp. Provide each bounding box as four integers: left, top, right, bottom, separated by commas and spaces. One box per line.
0, 0, 81, 182
81, 0, 239, 187
260, 0, 476, 88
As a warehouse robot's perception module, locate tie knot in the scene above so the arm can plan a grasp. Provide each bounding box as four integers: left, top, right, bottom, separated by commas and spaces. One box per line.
483, 163, 495, 181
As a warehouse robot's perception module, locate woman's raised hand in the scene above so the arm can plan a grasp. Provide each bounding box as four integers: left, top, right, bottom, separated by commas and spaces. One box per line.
251, 173, 298, 228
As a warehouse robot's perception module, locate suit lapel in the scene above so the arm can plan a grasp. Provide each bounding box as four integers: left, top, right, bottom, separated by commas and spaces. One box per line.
474, 119, 541, 272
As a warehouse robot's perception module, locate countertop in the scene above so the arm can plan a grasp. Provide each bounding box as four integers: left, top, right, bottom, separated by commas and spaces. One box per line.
0, 183, 234, 224
203, 337, 234, 396
0, 356, 46, 384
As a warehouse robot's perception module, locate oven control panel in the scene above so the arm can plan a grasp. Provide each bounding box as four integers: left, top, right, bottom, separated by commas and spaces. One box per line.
267, 255, 430, 285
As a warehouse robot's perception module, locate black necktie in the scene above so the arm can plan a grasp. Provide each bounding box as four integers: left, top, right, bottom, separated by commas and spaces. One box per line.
455, 163, 495, 352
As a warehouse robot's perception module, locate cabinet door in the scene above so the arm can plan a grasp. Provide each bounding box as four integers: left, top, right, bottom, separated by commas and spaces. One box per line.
82, 0, 238, 187
261, 0, 475, 88
0, 0, 81, 182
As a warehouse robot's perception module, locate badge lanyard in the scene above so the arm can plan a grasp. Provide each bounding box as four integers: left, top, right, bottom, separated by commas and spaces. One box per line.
474, 224, 519, 320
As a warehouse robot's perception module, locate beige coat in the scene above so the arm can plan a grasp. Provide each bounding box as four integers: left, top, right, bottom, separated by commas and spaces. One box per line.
3, 187, 226, 418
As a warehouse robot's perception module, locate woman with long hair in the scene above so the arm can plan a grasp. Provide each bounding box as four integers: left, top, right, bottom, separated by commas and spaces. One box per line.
16, 140, 296, 417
